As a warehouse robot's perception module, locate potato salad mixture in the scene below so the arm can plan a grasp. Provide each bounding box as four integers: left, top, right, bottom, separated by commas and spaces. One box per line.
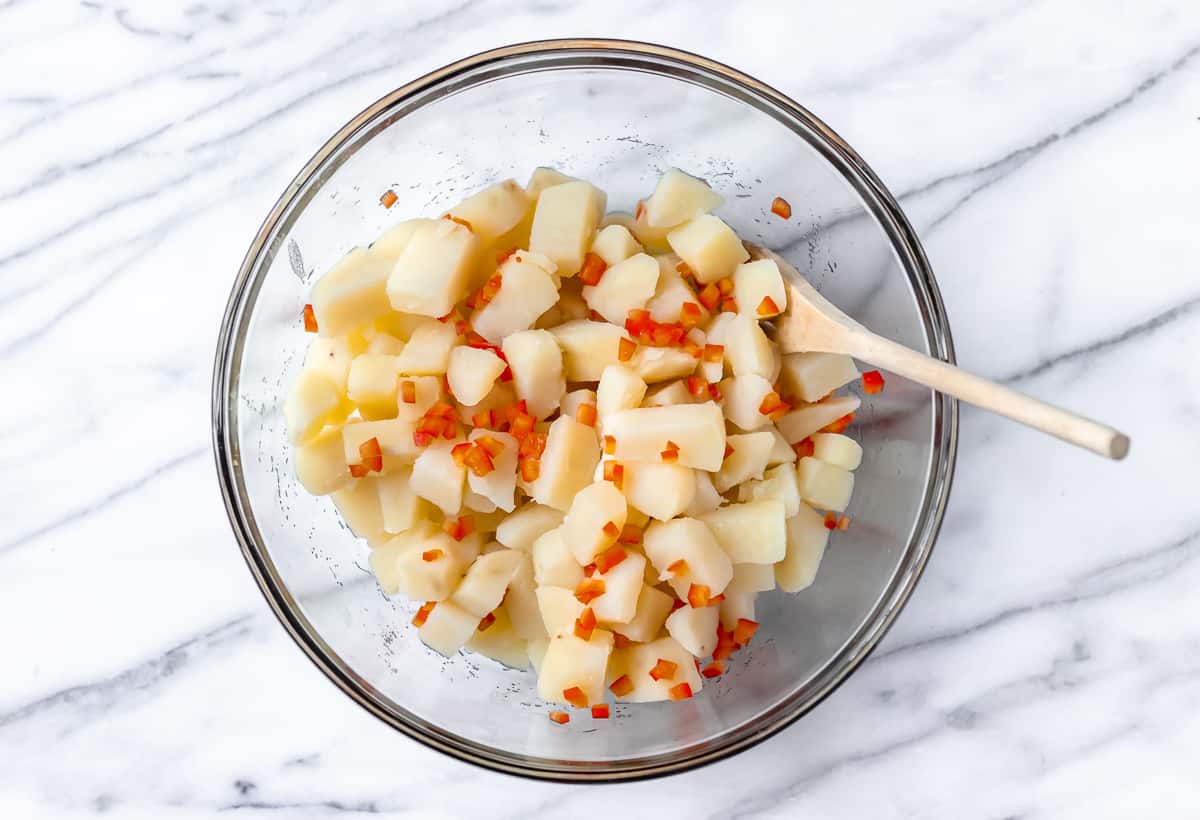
286, 167, 881, 722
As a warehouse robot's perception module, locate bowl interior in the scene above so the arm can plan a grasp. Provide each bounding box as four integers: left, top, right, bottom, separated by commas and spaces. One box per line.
216, 42, 954, 779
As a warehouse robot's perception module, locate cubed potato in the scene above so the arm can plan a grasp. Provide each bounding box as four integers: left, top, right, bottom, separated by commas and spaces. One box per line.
606, 637, 701, 703
590, 223, 642, 265
646, 255, 708, 325
310, 247, 393, 337
395, 375, 444, 421
464, 490, 496, 513
642, 379, 693, 407
720, 374, 775, 431
375, 466, 431, 533
666, 214, 749, 284
368, 523, 436, 593
411, 438, 466, 516
644, 168, 724, 228
365, 331, 405, 357
393, 532, 467, 601
393, 320, 459, 376
737, 462, 801, 518
285, 370, 345, 444
766, 426, 797, 466
529, 180, 606, 276
304, 335, 356, 392
501, 329, 564, 419
778, 352, 860, 402
713, 432, 775, 492
811, 433, 863, 470
622, 461, 695, 521
582, 252, 659, 324
776, 396, 861, 443
596, 364, 647, 422
342, 418, 421, 471
496, 503, 564, 551
686, 471, 723, 517
452, 550, 524, 617
560, 388, 597, 423
466, 607, 529, 669
733, 258, 786, 318
374, 311, 430, 342
295, 425, 350, 495
528, 638, 550, 673
610, 583, 674, 643
332, 477, 386, 542
444, 179, 531, 244
725, 315, 778, 380
718, 590, 756, 630
619, 208, 672, 254
796, 456, 855, 512
590, 550, 646, 624
387, 219, 479, 318
471, 252, 560, 344
466, 429, 518, 512
562, 481, 628, 565
505, 554, 547, 639
418, 599, 479, 657
643, 518, 733, 598
525, 166, 576, 198
631, 346, 697, 384
700, 500, 787, 564
537, 630, 613, 706
700, 312, 736, 381
531, 527, 584, 589
603, 402, 726, 471
369, 218, 437, 264
776, 502, 829, 592
347, 353, 399, 418
728, 561, 776, 594
444, 529, 484, 568
536, 585, 585, 637
665, 604, 720, 658
532, 416, 601, 511
548, 320, 628, 382
447, 346, 506, 406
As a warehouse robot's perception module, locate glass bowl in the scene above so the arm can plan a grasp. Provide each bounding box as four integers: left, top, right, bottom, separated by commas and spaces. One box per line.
212, 39, 957, 781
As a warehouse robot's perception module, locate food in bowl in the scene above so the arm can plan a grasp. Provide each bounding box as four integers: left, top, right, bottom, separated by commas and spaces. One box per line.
286, 167, 877, 720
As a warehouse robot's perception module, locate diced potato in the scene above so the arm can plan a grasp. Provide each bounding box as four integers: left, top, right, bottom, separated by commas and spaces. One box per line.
590, 223, 642, 265
387, 219, 479, 317
347, 353, 399, 419
738, 462, 801, 518
447, 346, 506, 406
644, 168, 724, 228
590, 550, 646, 624
376, 466, 432, 533
529, 180, 606, 276
532, 416, 601, 511
776, 502, 829, 592
700, 500, 787, 564
444, 529, 483, 568
537, 630, 613, 706
582, 252, 659, 324
395, 375, 444, 421
611, 584, 674, 642
667, 214, 749, 284
642, 379, 693, 407
725, 315, 777, 380
525, 166, 576, 198
466, 429, 518, 512
452, 550, 524, 617
646, 255, 708, 325
342, 418, 421, 471
411, 438, 466, 516
419, 599, 479, 657
720, 374, 775, 431
445, 179, 531, 244
310, 247, 393, 337
365, 331, 405, 357
631, 346, 697, 384
665, 604, 720, 658
686, 471, 723, 517
374, 311, 430, 342
332, 477, 386, 542
713, 432, 775, 492
470, 252, 560, 344
369, 218, 436, 264
776, 396, 861, 443
778, 352, 860, 402
536, 585, 585, 637
766, 426, 797, 466
596, 365, 647, 422
393, 319, 459, 376
621, 461, 695, 521
622, 208, 673, 254
496, 503, 564, 551
796, 456, 855, 512
295, 425, 350, 495
531, 527, 584, 588
560, 388, 597, 423
505, 554, 547, 639
466, 607, 529, 669
733, 258, 786, 318
548, 320, 628, 382
501, 329, 564, 419
285, 370, 345, 444
368, 523, 435, 593
603, 402, 726, 471
304, 336, 355, 392
812, 433, 863, 470
393, 533, 467, 601
562, 481, 628, 565
728, 561, 776, 594
701, 311, 736, 380
718, 590, 756, 630
643, 518, 733, 598
606, 637, 701, 703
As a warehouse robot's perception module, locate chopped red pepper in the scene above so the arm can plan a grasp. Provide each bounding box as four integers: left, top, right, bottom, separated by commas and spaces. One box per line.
793, 437, 815, 458
518, 432, 547, 459
400, 380, 417, 404
576, 403, 598, 427
549, 710, 570, 725
701, 661, 724, 678
822, 412, 856, 434
591, 704, 610, 719
601, 520, 621, 540
862, 370, 885, 394
609, 674, 634, 697
720, 298, 739, 314
687, 583, 713, 608
723, 443, 735, 459
574, 606, 597, 640
475, 435, 505, 458
477, 612, 496, 631
412, 601, 436, 628
354, 435, 381, 468
421, 549, 442, 562
697, 283, 721, 311
824, 511, 838, 530
770, 196, 792, 219
617, 336, 637, 362
495, 247, 517, 265
836, 514, 851, 531
649, 658, 678, 682
348, 463, 370, 478
583, 563, 597, 578
618, 524, 643, 545
380, 189, 398, 209
579, 252, 608, 286
443, 214, 473, 231
603, 434, 616, 455
302, 304, 318, 333
733, 618, 759, 645
520, 457, 540, 482
668, 682, 694, 701
717, 278, 734, 296
758, 391, 790, 419
595, 544, 627, 574
563, 686, 588, 709
686, 375, 709, 398
463, 445, 495, 477
757, 295, 781, 316
612, 632, 633, 649
443, 516, 474, 541
574, 579, 606, 605
666, 559, 688, 576
602, 460, 624, 490
702, 343, 724, 363
679, 301, 703, 328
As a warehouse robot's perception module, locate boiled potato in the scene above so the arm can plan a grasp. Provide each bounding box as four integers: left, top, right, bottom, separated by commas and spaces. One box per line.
393, 320, 459, 376
347, 353, 399, 419
310, 247, 393, 337
295, 425, 350, 496
631, 346, 698, 384
549, 320, 628, 382
452, 549, 524, 617
470, 251, 559, 344
596, 364, 647, 422
738, 462, 801, 518
775, 396, 861, 443
667, 214, 749, 284
395, 374, 444, 421
686, 470, 723, 517
725, 315, 777, 380
387, 219, 479, 318
766, 426, 797, 466
466, 607, 529, 669
376, 466, 431, 533
304, 335, 355, 392
466, 429, 518, 512
642, 379, 693, 407
796, 456, 854, 512
502, 329, 564, 419
776, 502, 830, 592
538, 630, 613, 706
665, 604, 720, 658
504, 554, 547, 639
643, 168, 723, 228
646, 254, 707, 325
536, 585, 585, 637
369, 218, 436, 264
621, 461, 695, 521
560, 388, 597, 423
285, 370, 345, 444
411, 438, 466, 516
700, 500, 787, 564
603, 402, 726, 471
526, 166, 576, 197
419, 599, 480, 656
606, 637, 701, 702
529, 180, 606, 276
532, 416, 601, 511
719, 590, 756, 630
713, 432, 775, 493
582, 252, 659, 324
778, 352, 860, 402
496, 503, 564, 551
611, 583, 674, 642
643, 518, 733, 598
720, 374, 776, 431
445, 179, 531, 244
733, 258, 786, 318
531, 527, 584, 588
342, 418, 421, 471
590, 223, 642, 265
729, 561, 777, 594
811, 433, 863, 470
561, 480, 628, 565
447, 346, 506, 406
332, 477, 386, 542
590, 550, 646, 625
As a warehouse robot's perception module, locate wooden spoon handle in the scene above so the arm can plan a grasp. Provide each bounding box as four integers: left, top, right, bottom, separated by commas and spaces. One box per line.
848, 331, 1130, 460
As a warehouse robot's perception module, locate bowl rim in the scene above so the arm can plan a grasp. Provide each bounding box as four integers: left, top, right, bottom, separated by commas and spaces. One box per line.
212, 37, 958, 782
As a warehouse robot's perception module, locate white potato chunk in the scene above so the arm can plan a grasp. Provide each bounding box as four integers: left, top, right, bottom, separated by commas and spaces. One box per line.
720, 374, 775, 431
560, 388, 597, 423
346, 353, 398, 418
700, 500, 787, 564
796, 456, 855, 512
606, 637, 701, 702
376, 466, 431, 533
395, 375, 444, 421
582, 252, 659, 324
369, 218, 437, 264
447, 346, 505, 406
496, 503, 564, 551
776, 396, 861, 443
603, 402, 726, 471
501, 329, 564, 419
466, 429, 518, 512
295, 425, 350, 495
310, 247, 393, 337
778, 352, 860, 402
646, 255, 707, 324
285, 370, 344, 444
590, 550, 646, 624
596, 364, 647, 422
393, 320, 459, 376
776, 502, 830, 592
374, 311, 430, 342
529, 180, 606, 276
624, 207, 673, 253
470, 252, 560, 344
728, 561, 776, 594
719, 590, 756, 630
631, 346, 697, 384
538, 630, 613, 706
713, 432, 775, 493
303, 335, 355, 392
368, 523, 435, 593
644, 168, 724, 229
665, 604, 720, 658
811, 433, 863, 470
365, 331, 405, 356
532, 416, 601, 511
387, 219, 479, 318
536, 585, 585, 637
643, 518, 733, 598
525, 166, 576, 197
738, 462, 802, 518
342, 418, 420, 470
466, 608, 529, 669
505, 555, 547, 639
725, 315, 777, 380
411, 438, 466, 516
611, 584, 674, 643
642, 379, 692, 407
418, 599, 479, 657
548, 320, 628, 382
531, 527, 584, 589
561, 481, 628, 565
666, 214, 749, 284
452, 550, 524, 617
332, 477, 386, 542
733, 258, 786, 318
621, 461, 695, 521
590, 223, 642, 265
686, 471, 723, 517
445, 179, 531, 244
767, 426, 797, 465
393, 533, 468, 602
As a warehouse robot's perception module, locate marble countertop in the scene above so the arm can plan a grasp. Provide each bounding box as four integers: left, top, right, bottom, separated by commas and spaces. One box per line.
2, 1, 1198, 817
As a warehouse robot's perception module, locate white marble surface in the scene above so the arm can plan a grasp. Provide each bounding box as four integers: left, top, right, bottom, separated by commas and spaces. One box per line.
2, 0, 1198, 816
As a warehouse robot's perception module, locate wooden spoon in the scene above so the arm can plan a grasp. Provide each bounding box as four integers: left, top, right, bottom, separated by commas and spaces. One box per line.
746, 243, 1130, 460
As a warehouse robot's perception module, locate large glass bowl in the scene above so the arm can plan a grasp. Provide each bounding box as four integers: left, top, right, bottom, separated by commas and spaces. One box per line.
212, 39, 957, 781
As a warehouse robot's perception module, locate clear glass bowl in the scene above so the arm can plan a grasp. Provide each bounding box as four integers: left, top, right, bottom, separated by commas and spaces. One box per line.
212, 40, 957, 781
